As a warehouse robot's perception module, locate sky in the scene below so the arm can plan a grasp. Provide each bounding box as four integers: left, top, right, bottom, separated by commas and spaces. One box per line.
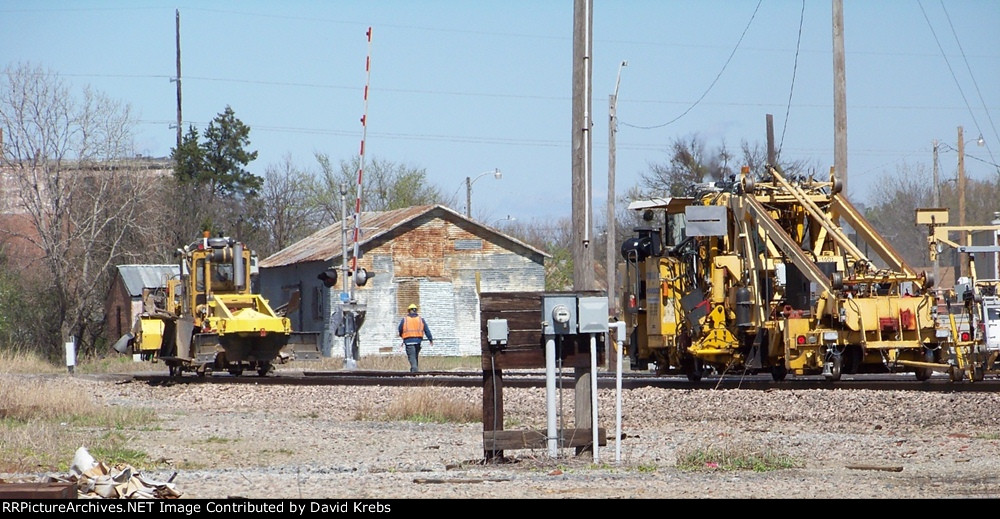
3, 0, 999, 227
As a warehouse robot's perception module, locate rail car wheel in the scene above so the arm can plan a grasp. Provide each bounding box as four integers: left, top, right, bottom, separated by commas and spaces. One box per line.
771, 363, 788, 382
257, 362, 272, 377
168, 364, 181, 377
824, 355, 842, 382
228, 367, 244, 376
681, 356, 703, 382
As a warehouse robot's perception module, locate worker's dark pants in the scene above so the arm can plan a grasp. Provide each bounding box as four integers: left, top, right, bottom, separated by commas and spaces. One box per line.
404, 341, 422, 372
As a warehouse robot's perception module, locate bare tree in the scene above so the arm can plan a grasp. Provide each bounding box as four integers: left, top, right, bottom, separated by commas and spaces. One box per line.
640, 134, 735, 197
0, 62, 159, 357
256, 154, 323, 256
864, 161, 1000, 273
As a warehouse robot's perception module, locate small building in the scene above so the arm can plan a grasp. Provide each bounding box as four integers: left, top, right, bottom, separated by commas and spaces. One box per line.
258, 204, 549, 358
104, 264, 180, 342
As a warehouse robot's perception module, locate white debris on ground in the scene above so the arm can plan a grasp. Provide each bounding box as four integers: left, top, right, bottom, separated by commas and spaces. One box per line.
15, 446, 182, 499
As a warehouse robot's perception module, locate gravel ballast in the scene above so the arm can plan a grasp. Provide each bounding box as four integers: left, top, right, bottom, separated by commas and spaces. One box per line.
4, 371, 1000, 499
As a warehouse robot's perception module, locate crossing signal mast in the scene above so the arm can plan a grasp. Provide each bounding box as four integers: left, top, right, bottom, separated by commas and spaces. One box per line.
321, 26, 374, 369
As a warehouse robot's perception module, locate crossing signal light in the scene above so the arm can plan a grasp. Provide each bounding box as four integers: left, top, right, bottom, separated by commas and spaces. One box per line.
317, 268, 338, 287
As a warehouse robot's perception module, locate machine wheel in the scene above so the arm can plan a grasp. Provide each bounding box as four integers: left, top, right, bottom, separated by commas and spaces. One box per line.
771, 363, 788, 382
824, 355, 842, 382
915, 349, 935, 381
972, 365, 985, 382
682, 357, 703, 382
949, 366, 965, 382
168, 364, 181, 377
228, 367, 244, 377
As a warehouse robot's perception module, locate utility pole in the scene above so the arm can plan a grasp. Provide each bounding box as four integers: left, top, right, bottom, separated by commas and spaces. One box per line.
832, 0, 848, 195
933, 139, 940, 296
174, 9, 182, 150
571, 0, 594, 458
607, 60, 626, 321
607, 60, 626, 372
572, 0, 594, 291
959, 125, 967, 277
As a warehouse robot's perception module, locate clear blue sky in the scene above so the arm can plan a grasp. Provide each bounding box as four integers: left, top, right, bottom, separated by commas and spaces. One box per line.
3, 0, 998, 225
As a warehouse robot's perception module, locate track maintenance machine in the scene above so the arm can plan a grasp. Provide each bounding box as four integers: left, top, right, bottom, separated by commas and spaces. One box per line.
619, 165, 963, 382
918, 207, 1000, 380
113, 232, 321, 376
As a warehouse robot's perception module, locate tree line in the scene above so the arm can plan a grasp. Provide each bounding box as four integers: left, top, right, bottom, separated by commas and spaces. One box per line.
2, 61, 996, 362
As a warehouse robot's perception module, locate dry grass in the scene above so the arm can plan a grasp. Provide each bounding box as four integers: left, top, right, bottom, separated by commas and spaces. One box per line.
0, 348, 61, 375
0, 348, 160, 375
354, 386, 480, 423
0, 369, 158, 474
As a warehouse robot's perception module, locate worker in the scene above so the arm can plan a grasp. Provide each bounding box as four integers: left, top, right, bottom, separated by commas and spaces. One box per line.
398, 303, 433, 372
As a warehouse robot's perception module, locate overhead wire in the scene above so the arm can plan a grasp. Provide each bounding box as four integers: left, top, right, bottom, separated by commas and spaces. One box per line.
918, 0, 997, 171
620, 0, 764, 131
939, 0, 998, 170
776, 1, 806, 159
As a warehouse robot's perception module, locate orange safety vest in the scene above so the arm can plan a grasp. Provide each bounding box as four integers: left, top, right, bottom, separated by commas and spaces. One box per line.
400, 315, 425, 339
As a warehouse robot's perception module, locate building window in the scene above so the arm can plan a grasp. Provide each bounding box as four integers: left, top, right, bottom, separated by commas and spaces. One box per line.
454, 239, 483, 250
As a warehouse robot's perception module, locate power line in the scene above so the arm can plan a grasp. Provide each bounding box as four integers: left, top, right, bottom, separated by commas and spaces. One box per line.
939, 0, 998, 170
918, 1, 996, 170
777, 0, 805, 157
620, 0, 763, 131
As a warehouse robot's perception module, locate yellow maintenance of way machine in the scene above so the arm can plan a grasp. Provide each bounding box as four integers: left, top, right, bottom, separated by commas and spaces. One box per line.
619, 165, 972, 382
113, 232, 321, 377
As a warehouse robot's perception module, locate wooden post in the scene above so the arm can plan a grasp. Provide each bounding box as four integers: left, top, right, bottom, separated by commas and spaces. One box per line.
832, 0, 848, 195
958, 126, 967, 278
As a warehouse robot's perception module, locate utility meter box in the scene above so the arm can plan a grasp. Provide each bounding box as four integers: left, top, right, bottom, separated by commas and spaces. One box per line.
577, 296, 609, 333
542, 295, 577, 335
487, 318, 509, 348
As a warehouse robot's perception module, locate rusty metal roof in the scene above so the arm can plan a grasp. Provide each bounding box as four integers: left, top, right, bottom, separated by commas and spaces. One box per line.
259, 204, 549, 268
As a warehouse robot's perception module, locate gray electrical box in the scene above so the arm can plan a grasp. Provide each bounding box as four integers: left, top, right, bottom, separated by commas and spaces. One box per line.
577, 296, 609, 333
487, 318, 509, 348
686, 205, 728, 237
542, 295, 577, 335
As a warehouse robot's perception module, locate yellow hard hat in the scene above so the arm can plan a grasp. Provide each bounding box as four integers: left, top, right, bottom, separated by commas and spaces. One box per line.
408, 304, 418, 311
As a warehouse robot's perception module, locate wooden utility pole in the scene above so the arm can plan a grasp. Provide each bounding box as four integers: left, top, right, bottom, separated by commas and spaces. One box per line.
572, 0, 594, 291
766, 114, 776, 164
607, 61, 625, 320
959, 125, 967, 277
174, 9, 182, 150
571, 0, 594, 457
832, 0, 848, 195
933, 139, 941, 293
607, 60, 625, 372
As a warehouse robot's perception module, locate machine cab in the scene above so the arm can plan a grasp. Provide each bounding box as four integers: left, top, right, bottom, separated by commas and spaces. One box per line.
982, 297, 1000, 352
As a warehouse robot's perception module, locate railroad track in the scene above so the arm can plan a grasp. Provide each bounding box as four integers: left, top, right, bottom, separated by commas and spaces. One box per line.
130, 369, 1000, 392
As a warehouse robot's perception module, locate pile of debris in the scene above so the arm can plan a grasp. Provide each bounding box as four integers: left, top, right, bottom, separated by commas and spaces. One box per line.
2, 446, 182, 499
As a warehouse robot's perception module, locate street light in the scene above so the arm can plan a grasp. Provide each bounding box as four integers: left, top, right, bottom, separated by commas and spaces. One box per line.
933, 126, 986, 278
492, 215, 516, 226
466, 168, 501, 218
